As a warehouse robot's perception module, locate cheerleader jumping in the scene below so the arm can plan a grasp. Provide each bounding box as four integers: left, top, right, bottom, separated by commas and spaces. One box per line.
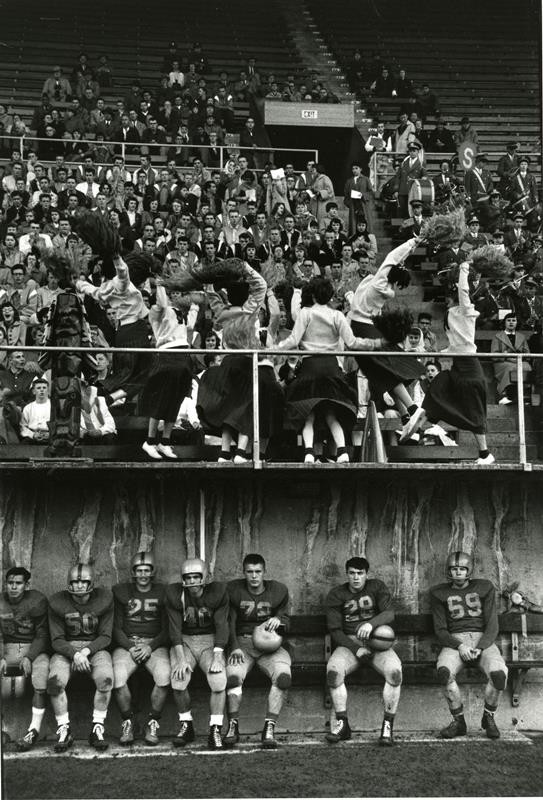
399, 261, 495, 465
140, 282, 200, 460
347, 237, 424, 422
277, 277, 384, 464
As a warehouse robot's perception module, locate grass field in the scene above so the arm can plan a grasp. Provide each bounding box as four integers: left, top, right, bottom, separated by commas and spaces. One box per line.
3, 733, 543, 799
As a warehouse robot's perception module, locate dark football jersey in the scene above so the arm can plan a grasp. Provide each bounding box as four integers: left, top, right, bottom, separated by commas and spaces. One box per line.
112, 582, 168, 649
0, 590, 49, 659
227, 579, 290, 637
48, 587, 113, 658
166, 581, 229, 648
326, 580, 394, 638
430, 578, 498, 649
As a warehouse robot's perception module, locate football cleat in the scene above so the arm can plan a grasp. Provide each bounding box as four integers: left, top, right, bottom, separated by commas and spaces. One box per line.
325, 717, 352, 743
119, 718, 135, 745
89, 722, 108, 751
16, 728, 39, 751
378, 718, 394, 746
172, 720, 195, 747
54, 723, 74, 753
475, 453, 496, 466
223, 718, 240, 748
481, 712, 500, 739
207, 724, 223, 750
439, 717, 467, 739
261, 719, 278, 749
144, 718, 160, 746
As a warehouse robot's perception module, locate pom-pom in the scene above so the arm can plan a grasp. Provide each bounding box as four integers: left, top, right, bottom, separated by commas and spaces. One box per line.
161, 270, 203, 293
194, 257, 246, 285
44, 254, 77, 289
75, 213, 121, 279
221, 313, 260, 350
371, 306, 414, 345
124, 252, 158, 289
421, 209, 467, 248
470, 245, 514, 282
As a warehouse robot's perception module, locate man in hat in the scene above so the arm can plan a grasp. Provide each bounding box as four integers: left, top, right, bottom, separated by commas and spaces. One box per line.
497, 142, 520, 194
491, 229, 506, 253
507, 155, 538, 214
401, 199, 425, 239
432, 159, 459, 204
343, 162, 375, 234
464, 154, 493, 207
454, 116, 478, 148
480, 190, 507, 234
462, 215, 489, 251
392, 141, 426, 218
504, 213, 532, 262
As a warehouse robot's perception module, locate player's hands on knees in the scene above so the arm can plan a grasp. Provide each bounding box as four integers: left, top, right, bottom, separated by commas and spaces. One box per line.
458, 643, 475, 662
228, 648, 245, 666
134, 644, 152, 663
356, 622, 373, 641
208, 652, 225, 674
19, 656, 32, 677
264, 616, 282, 633
172, 661, 192, 681
73, 651, 91, 672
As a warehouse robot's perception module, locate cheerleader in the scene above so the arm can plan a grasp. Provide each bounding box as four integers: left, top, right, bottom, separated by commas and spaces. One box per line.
140, 282, 200, 460
399, 262, 495, 465
346, 237, 424, 421
277, 277, 383, 464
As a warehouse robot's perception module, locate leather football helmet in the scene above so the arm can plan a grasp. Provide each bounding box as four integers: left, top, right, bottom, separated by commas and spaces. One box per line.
67, 563, 94, 595
131, 551, 156, 577
181, 557, 207, 587
446, 551, 473, 581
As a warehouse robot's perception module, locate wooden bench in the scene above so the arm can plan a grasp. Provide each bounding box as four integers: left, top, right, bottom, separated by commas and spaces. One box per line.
284, 612, 543, 707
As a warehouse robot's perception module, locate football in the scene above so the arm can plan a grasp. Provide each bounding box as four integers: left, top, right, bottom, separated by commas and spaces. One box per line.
367, 624, 396, 651
252, 622, 283, 653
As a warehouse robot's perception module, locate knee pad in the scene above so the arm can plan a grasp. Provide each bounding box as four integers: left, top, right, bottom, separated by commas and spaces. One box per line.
437, 666, 451, 686
490, 670, 507, 691
326, 669, 342, 689
387, 668, 403, 687
226, 674, 241, 690
46, 675, 64, 697
274, 672, 291, 690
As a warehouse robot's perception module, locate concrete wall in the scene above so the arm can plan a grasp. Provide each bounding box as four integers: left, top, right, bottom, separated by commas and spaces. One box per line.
2, 468, 543, 739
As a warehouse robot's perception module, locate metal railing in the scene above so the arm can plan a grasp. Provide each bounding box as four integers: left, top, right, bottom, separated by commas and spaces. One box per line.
2, 344, 540, 468
6, 134, 319, 172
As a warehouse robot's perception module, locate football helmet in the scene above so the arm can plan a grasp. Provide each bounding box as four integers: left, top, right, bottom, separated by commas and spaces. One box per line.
131, 551, 156, 577
181, 557, 207, 587
446, 551, 473, 580
67, 563, 94, 595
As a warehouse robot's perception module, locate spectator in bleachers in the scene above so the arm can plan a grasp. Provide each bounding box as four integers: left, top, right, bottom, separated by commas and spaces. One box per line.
42, 66, 72, 103
0, 350, 37, 408
370, 66, 396, 97
417, 83, 439, 120
479, 190, 507, 234
95, 55, 114, 88
343, 163, 375, 235
391, 141, 426, 218
20, 377, 50, 442
348, 218, 377, 264
462, 215, 489, 250
504, 213, 532, 263
454, 116, 478, 149
391, 112, 416, 155
491, 312, 531, 404
394, 69, 414, 99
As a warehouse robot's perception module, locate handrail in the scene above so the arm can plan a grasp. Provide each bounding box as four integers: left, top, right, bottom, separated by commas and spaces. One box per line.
7, 134, 319, 170
2, 344, 540, 467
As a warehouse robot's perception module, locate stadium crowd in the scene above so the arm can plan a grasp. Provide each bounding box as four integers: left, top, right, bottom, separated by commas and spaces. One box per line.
0, 49, 541, 461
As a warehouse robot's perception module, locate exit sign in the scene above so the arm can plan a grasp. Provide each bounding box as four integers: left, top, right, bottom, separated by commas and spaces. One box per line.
301, 109, 318, 120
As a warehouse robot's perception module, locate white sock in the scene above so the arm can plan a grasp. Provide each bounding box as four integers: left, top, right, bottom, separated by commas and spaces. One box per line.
92, 709, 107, 725
56, 713, 69, 727
29, 707, 45, 732
178, 711, 193, 721
209, 714, 223, 726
